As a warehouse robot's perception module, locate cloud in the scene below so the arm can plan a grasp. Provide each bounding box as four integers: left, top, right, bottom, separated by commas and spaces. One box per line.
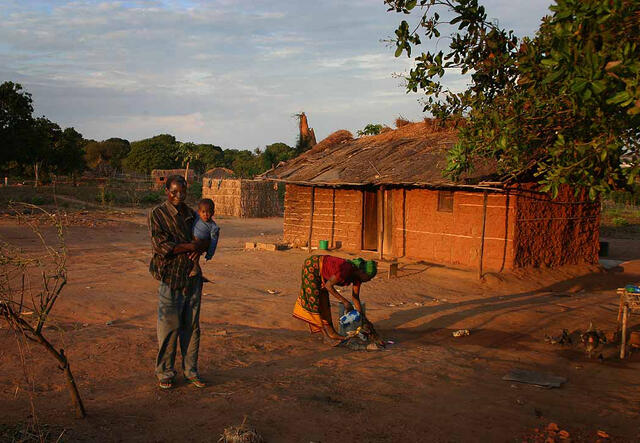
0, 0, 553, 148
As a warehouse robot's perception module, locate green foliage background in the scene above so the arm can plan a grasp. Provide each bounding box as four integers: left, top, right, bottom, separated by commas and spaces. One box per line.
387, 0, 639, 198
0, 81, 298, 181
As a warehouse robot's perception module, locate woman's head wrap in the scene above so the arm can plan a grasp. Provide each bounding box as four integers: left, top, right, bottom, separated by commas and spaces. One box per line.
348, 258, 364, 270
348, 258, 377, 280
364, 260, 377, 279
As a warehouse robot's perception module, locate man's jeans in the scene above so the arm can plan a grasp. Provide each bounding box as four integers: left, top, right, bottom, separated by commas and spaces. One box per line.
155, 276, 202, 381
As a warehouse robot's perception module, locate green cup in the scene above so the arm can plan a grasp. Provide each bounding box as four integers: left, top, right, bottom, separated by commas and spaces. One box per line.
318, 240, 329, 250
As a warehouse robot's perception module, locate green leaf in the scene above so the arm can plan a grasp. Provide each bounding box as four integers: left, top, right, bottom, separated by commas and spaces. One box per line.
607, 91, 630, 105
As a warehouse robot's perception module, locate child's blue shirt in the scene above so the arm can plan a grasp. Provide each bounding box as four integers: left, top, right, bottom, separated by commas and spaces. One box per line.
193, 215, 219, 260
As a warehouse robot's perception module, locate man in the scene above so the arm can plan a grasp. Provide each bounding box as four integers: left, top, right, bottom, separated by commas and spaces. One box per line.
148, 175, 208, 389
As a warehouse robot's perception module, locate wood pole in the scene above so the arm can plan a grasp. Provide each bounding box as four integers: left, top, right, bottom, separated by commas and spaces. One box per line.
360, 190, 365, 250
478, 191, 488, 279
330, 188, 336, 248
621, 305, 628, 359
402, 189, 406, 257
379, 186, 385, 260
307, 186, 315, 252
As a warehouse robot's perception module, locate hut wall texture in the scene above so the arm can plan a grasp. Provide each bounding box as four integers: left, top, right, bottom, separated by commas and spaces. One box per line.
240, 180, 282, 218
202, 179, 281, 218
283, 185, 363, 249
202, 178, 242, 217
512, 184, 600, 267
392, 189, 516, 271
282, 184, 599, 271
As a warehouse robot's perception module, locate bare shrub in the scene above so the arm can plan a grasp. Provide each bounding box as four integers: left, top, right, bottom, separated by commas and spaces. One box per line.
0, 203, 86, 418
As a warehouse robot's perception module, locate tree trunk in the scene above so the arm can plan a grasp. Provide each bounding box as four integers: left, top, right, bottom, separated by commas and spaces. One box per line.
184, 161, 190, 183
34, 163, 39, 188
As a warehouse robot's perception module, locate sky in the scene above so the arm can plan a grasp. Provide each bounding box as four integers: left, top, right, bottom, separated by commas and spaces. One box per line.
1, 0, 554, 149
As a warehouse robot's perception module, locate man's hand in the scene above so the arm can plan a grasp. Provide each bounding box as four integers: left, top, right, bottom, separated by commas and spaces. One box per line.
193, 238, 209, 254
172, 242, 196, 255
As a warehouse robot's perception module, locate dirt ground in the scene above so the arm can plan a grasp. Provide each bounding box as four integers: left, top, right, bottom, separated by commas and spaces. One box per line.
1, 212, 640, 442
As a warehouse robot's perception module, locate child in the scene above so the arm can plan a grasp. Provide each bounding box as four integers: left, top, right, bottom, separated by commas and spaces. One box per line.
190, 198, 220, 278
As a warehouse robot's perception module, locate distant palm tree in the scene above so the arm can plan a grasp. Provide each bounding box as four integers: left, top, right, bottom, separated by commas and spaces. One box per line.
175, 142, 201, 183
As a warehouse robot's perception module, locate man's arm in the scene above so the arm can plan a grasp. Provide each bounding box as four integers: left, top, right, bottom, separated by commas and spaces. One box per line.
149, 209, 198, 256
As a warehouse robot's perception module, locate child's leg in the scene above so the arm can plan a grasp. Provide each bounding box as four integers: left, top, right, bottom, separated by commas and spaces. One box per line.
189, 254, 202, 277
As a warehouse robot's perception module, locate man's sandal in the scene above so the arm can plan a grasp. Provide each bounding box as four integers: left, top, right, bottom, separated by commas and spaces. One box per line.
186, 376, 206, 388
158, 379, 174, 390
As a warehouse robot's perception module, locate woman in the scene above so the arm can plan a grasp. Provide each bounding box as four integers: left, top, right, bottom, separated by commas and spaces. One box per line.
293, 255, 377, 340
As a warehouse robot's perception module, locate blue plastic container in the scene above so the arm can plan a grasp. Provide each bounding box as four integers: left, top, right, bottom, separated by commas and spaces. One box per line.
625, 284, 640, 294
339, 309, 361, 327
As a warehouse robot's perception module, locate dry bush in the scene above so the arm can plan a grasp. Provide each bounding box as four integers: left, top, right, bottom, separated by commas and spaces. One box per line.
219, 418, 264, 443
0, 203, 86, 418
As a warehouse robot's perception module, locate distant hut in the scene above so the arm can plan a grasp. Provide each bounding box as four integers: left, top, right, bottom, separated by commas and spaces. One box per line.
151, 169, 196, 189
201, 176, 282, 218
259, 120, 600, 273
202, 167, 236, 180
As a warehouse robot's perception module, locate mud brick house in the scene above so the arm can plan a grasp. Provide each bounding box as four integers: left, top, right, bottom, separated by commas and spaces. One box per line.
259, 121, 600, 272
151, 169, 196, 189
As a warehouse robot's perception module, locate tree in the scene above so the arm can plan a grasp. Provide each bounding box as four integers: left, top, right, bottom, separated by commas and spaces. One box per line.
387, 0, 640, 198
84, 138, 131, 170
26, 117, 61, 186
261, 142, 295, 170
175, 142, 202, 182
1, 82, 87, 181
357, 124, 384, 137
221, 149, 261, 178
0, 82, 35, 168
50, 127, 86, 180
196, 143, 225, 171
123, 134, 180, 174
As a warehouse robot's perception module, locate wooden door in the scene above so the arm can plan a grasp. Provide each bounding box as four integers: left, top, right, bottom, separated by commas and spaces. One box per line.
362, 190, 378, 250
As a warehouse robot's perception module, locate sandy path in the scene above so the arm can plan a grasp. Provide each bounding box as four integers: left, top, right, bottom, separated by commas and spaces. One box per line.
1, 215, 639, 442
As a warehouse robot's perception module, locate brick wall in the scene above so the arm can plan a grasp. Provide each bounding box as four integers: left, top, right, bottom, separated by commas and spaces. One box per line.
283, 184, 598, 271
513, 184, 600, 267
392, 189, 515, 271
283, 185, 362, 249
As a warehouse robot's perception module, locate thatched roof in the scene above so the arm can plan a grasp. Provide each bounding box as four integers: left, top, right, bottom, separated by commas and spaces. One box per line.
151, 169, 196, 178
259, 121, 499, 188
203, 167, 235, 179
